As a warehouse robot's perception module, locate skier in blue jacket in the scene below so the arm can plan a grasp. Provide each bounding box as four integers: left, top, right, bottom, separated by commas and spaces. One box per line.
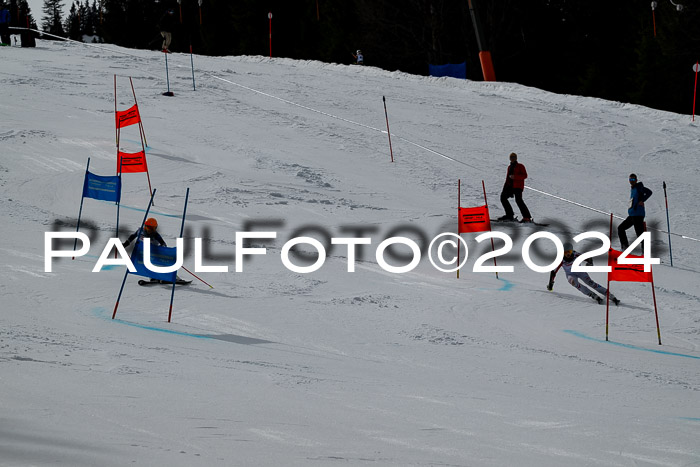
618, 173, 652, 251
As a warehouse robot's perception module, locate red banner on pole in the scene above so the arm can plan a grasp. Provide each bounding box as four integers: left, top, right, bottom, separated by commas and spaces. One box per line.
116, 104, 142, 129
117, 150, 148, 173
607, 249, 653, 283
458, 205, 491, 233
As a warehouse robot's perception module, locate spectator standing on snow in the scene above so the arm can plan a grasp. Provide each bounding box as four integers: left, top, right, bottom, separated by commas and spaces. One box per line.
352, 49, 364, 65
548, 242, 620, 305
157, 8, 176, 53
0, 2, 11, 46
618, 173, 652, 251
498, 152, 532, 223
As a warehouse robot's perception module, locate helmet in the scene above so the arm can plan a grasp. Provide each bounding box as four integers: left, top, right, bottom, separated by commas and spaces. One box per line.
563, 242, 573, 255
145, 218, 158, 229
357, 50, 362, 54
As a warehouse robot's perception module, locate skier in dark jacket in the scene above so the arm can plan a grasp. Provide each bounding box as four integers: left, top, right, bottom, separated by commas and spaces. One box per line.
498, 152, 532, 222
122, 217, 166, 248
0, 3, 11, 45
157, 8, 176, 53
618, 173, 652, 250
122, 217, 182, 283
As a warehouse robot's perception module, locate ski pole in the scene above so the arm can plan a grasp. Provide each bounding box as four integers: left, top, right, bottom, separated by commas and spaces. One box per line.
181, 265, 214, 288
663, 181, 673, 267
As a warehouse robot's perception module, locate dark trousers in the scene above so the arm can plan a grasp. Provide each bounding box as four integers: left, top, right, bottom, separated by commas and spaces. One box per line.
501, 187, 531, 219
618, 215, 645, 249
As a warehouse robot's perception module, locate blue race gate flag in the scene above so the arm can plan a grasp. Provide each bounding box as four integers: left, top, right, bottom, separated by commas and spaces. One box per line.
83, 171, 122, 202
130, 241, 178, 283
429, 62, 467, 79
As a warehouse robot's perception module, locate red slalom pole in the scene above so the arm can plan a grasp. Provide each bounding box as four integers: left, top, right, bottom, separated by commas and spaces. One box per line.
182, 265, 213, 288
457, 179, 461, 279
268, 12, 272, 58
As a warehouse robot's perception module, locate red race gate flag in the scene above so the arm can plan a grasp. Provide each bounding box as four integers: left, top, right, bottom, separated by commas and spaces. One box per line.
117, 150, 148, 173
458, 205, 491, 233
607, 249, 653, 283
115, 104, 142, 129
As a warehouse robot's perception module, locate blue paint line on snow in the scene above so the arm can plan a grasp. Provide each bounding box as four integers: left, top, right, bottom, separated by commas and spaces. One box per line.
92, 307, 210, 340
564, 330, 700, 360
477, 277, 514, 292
678, 417, 700, 422
497, 278, 514, 291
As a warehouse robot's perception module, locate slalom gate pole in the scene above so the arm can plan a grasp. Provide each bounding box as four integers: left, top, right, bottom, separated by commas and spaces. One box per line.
129, 77, 148, 147
115, 157, 123, 259
190, 44, 196, 91
663, 181, 673, 266
457, 179, 461, 279
181, 265, 213, 288
606, 213, 613, 341
168, 188, 189, 323
651, 276, 662, 345
114, 75, 118, 147
73, 158, 90, 259
382, 96, 394, 162
113, 189, 157, 319
693, 62, 698, 122
482, 180, 498, 279
164, 53, 173, 97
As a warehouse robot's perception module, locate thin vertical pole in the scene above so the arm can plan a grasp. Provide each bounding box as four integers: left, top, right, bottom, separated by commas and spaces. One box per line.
113, 189, 157, 319
268, 12, 272, 58
482, 180, 498, 279
382, 96, 394, 162
606, 213, 613, 341
73, 158, 90, 259
165, 53, 171, 94
651, 277, 662, 345
114, 75, 118, 147
662, 181, 673, 266
693, 62, 698, 122
457, 179, 461, 279
190, 44, 196, 91
130, 77, 148, 147
168, 188, 189, 323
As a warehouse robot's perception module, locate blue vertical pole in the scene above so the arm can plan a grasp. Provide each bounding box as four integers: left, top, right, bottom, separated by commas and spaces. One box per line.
73, 158, 90, 259
168, 188, 189, 323
113, 189, 157, 319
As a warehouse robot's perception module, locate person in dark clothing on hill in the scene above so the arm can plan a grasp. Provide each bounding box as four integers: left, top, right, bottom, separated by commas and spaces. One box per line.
618, 173, 653, 251
0, 3, 11, 46
498, 152, 532, 222
157, 8, 176, 53
122, 217, 182, 283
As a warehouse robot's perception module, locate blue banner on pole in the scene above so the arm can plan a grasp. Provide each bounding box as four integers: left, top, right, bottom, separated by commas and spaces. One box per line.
429, 62, 467, 80
130, 241, 178, 282
83, 171, 122, 202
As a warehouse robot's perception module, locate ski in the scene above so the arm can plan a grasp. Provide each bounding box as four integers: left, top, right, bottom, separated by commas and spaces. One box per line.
493, 217, 549, 227
138, 279, 192, 286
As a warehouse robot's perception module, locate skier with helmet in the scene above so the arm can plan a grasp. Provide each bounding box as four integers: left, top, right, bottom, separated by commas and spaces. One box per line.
547, 242, 620, 305
122, 217, 181, 283
123, 217, 166, 248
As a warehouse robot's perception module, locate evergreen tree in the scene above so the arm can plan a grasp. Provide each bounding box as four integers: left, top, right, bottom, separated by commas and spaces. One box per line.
65, 2, 81, 40
42, 0, 65, 36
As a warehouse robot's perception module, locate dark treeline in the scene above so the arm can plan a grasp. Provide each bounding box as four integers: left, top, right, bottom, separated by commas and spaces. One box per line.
25, 0, 700, 114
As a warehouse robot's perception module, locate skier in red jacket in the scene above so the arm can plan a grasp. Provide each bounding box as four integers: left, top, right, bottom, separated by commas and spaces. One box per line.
498, 152, 532, 222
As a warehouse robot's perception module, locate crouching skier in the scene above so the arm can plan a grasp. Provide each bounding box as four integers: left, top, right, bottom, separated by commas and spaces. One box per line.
122, 217, 182, 284
547, 242, 620, 305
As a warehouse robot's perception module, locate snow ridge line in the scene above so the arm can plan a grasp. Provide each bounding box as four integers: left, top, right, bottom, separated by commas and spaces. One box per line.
24, 29, 699, 243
